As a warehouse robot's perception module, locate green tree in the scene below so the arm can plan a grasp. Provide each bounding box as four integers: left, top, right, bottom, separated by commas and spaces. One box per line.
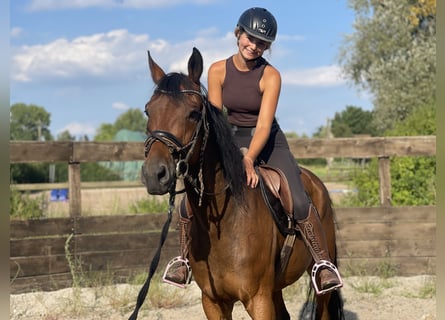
57, 130, 75, 141
10, 103, 53, 141
339, 0, 436, 132
94, 109, 146, 141
331, 105, 378, 137
343, 103, 435, 206
10, 103, 53, 183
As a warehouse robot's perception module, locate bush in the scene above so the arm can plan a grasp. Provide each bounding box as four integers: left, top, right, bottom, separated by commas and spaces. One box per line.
10, 188, 45, 219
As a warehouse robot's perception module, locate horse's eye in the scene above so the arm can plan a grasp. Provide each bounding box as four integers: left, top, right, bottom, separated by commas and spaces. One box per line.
189, 110, 202, 122
144, 110, 149, 118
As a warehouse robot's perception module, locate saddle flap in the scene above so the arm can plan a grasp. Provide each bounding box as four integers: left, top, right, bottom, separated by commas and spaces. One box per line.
258, 164, 293, 217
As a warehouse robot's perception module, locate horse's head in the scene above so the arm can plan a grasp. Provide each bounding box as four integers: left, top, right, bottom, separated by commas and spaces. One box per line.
141, 48, 206, 195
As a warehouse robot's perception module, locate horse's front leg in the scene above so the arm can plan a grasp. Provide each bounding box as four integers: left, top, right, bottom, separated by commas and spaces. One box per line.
272, 290, 290, 320
201, 293, 234, 320
244, 294, 276, 320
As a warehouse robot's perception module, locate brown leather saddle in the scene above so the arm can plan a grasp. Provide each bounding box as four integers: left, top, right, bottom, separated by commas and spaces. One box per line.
257, 164, 297, 236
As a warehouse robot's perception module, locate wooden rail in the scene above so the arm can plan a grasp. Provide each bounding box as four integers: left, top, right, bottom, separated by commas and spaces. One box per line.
10, 136, 436, 215
10, 206, 436, 294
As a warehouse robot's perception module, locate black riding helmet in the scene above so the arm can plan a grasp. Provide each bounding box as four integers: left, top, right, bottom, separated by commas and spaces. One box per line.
237, 7, 277, 43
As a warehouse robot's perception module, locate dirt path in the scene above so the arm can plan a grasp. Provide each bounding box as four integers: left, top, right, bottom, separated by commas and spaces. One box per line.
10, 275, 435, 320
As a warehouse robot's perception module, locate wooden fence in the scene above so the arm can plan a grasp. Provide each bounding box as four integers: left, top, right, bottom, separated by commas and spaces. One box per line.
9, 136, 436, 293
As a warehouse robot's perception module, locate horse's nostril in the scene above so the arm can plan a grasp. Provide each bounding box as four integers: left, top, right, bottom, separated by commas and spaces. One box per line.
157, 164, 169, 185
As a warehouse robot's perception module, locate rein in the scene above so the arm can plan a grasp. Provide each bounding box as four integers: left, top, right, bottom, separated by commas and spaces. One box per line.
128, 188, 177, 320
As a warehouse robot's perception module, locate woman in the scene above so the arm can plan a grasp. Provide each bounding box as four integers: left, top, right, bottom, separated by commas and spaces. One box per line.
164, 7, 342, 295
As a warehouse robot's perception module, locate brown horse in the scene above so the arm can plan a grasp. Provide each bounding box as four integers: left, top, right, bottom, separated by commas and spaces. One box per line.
140, 47, 344, 320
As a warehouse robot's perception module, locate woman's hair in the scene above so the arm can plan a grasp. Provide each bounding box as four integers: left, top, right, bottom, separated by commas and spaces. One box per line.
234, 26, 272, 51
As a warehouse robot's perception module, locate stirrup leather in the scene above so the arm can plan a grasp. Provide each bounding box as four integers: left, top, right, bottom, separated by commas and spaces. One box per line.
311, 260, 343, 295
162, 256, 192, 288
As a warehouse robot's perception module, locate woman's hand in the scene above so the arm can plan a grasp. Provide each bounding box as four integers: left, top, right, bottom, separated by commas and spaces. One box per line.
243, 155, 259, 188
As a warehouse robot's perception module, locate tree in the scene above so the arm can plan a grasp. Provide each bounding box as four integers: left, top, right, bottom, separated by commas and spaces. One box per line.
94, 109, 146, 141
57, 130, 75, 141
10, 103, 53, 141
10, 103, 53, 183
331, 105, 378, 137
343, 103, 435, 206
339, 0, 436, 132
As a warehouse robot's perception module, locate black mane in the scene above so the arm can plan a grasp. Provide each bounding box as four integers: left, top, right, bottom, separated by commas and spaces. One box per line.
205, 102, 246, 205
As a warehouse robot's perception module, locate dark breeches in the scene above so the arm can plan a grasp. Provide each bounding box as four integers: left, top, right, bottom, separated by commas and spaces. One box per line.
232, 125, 310, 220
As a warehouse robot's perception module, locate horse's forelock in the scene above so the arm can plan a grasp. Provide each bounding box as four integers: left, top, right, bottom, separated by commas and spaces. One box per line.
156, 72, 196, 94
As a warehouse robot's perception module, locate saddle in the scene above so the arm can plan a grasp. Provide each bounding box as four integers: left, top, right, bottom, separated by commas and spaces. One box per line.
258, 164, 297, 235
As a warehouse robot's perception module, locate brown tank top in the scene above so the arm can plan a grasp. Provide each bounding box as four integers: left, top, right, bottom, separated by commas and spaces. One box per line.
222, 56, 268, 126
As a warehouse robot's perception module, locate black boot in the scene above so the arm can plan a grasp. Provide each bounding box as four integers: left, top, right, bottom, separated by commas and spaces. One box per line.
162, 197, 192, 288
297, 203, 343, 295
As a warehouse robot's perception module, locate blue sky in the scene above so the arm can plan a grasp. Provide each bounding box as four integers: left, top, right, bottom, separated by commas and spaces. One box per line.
10, 0, 373, 139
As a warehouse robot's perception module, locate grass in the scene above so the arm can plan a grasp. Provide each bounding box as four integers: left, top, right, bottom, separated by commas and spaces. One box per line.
60, 235, 194, 317
349, 277, 395, 295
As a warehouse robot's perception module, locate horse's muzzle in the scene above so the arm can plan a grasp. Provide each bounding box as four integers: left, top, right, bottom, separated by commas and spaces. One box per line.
141, 159, 175, 195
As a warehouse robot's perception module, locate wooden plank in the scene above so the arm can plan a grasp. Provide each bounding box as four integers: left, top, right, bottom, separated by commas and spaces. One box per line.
336, 222, 436, 240
338, 256, 435, 276
11, 180, 145, 191
68, 162, 81, 217
10, 237, 70, 257
10, 218, 73, 239
11, 255, 71, 277
9, 141, 73, 163
335, 206, 436, 223
337, 239, 436, 258
74, 214, 173, 234
76, 248, 179, 271
74, 231, 179, 253
72, 141, 144, 162
287, 136, 436, 159
10, 136, 436, 163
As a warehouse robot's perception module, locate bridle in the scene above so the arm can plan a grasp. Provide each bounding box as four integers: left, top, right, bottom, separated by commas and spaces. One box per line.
143, 85, 210, 204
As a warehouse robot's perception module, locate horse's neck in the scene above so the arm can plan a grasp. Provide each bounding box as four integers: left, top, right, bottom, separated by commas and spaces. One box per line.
185, 145, 230, 220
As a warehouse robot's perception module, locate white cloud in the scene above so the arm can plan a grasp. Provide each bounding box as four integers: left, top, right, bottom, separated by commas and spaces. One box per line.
10, 28, 233, 86
281, 65, 346, 87
11, 29, 150, 83
27, 0, 216, 11
58, 122, 97, 136
11, 26, 343, 90
112, 101, 130, 110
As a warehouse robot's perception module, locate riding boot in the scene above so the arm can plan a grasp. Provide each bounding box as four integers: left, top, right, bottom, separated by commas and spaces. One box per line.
163, 197, 193, 288
297, 203, 343, 295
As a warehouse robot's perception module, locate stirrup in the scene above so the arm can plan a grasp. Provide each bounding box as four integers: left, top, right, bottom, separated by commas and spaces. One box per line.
162, 256, 192, 288
311, 260, 343, 295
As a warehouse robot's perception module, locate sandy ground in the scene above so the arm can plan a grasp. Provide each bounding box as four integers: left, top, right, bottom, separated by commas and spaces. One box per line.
10, 275, 435, 320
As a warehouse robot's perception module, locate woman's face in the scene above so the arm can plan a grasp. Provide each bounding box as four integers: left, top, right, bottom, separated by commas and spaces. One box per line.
238, 32, 270, 60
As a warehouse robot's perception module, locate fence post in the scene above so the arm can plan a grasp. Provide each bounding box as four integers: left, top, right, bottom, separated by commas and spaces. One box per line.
378, 156, 391, 206
68, 161, 81, 217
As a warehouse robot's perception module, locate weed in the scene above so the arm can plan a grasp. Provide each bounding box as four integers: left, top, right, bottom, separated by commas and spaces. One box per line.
130, 197, 169, 214
350, 277, 394, 296
10, 188, 45, 219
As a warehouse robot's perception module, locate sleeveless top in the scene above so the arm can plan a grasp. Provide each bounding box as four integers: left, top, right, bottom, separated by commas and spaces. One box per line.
222, 56, 268, 127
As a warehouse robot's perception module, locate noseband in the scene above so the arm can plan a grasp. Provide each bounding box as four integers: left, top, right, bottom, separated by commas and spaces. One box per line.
144, 85, 210, 202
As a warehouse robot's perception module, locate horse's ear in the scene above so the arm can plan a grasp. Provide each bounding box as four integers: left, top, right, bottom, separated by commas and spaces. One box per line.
147, 50, 166, 85
187, 47, 203, 85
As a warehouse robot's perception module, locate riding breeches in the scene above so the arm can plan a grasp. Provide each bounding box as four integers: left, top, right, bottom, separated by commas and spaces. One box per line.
231, 123, 310, 220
